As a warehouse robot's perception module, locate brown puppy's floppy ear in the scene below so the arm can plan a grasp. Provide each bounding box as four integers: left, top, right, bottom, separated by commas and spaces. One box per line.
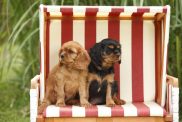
74, 49, 91, 70
58, 48, 63, 63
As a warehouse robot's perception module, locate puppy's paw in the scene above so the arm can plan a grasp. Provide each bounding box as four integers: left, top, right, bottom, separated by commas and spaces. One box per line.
106, 99, 116, 107
80, 101, 92, 108
38, 103, 47, 114
115, 99, 126, 105
56, 101, 66, 107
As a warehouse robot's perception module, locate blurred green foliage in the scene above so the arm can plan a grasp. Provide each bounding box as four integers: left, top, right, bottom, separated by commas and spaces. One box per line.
0, 0, 181, 121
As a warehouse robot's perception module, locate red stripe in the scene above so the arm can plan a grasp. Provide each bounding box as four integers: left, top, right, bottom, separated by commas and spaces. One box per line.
60, 8, 73, 45
163, 7, 167, 13
85, 106, 98, 117
133, 103, 150, 116
132, 13, 144, 102
108, 10, 121, 99
43, 108, 46, 117
43, 7, 47, 12
111, 105, 124, 116
60, 106, 72, 117
163, 108, 167, 116
85, 8, 98, 51
109, 8, 124, 16
45, 11, 50, 79
137, 8, 150, 13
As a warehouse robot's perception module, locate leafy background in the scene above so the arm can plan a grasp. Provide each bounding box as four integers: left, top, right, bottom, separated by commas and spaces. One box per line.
0, 0, 181, 121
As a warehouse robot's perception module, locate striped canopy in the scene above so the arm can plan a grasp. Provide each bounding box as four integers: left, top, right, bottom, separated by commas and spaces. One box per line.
39, 5, 170, 107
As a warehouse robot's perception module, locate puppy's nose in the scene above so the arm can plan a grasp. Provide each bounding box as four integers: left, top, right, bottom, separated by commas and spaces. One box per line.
60, 54, 64, 59
114, 50, 121, 56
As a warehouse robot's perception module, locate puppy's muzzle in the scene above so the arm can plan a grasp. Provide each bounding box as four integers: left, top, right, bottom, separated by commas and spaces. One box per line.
59, 52, 65, 61
114, 51, 121, 64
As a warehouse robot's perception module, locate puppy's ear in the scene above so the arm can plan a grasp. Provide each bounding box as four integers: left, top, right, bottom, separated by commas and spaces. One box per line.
89, 43, 102, 67
58, 48, 63, 62
74, 49, 91, 70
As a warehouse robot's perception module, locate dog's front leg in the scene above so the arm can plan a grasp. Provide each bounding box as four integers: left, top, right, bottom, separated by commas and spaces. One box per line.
79, 75, 91, 107
56, 83, 65, 107
104, 74, 115, 107
106, 83, 115, 106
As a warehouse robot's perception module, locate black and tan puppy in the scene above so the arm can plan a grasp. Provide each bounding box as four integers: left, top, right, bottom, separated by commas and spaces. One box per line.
88, 38, 125, 106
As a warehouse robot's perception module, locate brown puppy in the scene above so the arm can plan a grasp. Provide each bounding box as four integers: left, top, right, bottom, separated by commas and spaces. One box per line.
38, 41, 91, 114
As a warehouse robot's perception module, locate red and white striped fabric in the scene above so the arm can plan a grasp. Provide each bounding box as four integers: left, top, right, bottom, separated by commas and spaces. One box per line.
43, 102, 166, 117
39, 5, 170, 110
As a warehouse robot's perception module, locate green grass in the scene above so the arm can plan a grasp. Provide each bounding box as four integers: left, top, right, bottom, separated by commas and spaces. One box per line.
0, 0, 181, 121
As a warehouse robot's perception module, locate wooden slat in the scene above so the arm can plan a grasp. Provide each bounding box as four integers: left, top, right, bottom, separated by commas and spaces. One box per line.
45, 15, 155, 20
154, 18, 163, 105
155, 13, 166, 21
41, 117, 165, 122
113, 117, 165, 122
97, 118, 113, 122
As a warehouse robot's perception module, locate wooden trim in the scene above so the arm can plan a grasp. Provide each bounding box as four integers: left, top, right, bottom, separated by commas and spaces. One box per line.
37, 115, 45, 122
44, 15, 155, 20
167, 75, 179, 88
165, 114, 173, 122
154, 19, 163, 105
36, 117, 166, 122
155, 13, 166, 21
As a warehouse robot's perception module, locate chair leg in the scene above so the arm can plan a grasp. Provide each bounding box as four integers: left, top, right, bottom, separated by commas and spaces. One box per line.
37, 115, 45, 122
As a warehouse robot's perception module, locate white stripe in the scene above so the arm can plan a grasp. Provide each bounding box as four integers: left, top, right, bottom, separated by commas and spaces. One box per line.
73, 6, 86, 16
97, 105, 111, 117
96, 20, 108, 43
39, 5, 45, 102
124, 6, 137, 13
73, 20, 85, 47
144, 101, 164, 116
120, 20, 132, 102
73, 6, 86, 13
143, 21, 155, 101
49, 20, 61, 70
98, 6, 111, 13
161, 5, 170, 107
46, 105, 60, 117
169, 84, 172, 113
46, 6, 61, 12
150, 7, 163, 13
97, 6, 111, 16
49, 12, 62, 16
72, 106, 85, 117
122, 103, 137, 116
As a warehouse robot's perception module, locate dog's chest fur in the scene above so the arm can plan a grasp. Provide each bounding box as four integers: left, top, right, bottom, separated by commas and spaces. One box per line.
88, 62, 114, 84
54, 65, 86, 99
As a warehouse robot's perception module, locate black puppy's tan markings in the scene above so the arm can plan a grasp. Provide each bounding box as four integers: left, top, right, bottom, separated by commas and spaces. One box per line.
88, 38, 125, 106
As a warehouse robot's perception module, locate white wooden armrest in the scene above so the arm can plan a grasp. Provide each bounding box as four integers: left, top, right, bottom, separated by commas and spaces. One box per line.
30, 75, 40, 122
166, 75, 179, 122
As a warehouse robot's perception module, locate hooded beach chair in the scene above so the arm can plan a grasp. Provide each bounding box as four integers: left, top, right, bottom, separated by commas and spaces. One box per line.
30, 5, 179, 122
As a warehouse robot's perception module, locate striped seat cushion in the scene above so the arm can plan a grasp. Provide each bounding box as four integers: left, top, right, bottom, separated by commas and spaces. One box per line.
43, 101, 166, 117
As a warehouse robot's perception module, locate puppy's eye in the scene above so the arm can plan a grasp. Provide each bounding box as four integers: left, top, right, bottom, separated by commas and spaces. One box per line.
108, 45, 114, 49
117, 45, 121, 49
68, 50, 75, 54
